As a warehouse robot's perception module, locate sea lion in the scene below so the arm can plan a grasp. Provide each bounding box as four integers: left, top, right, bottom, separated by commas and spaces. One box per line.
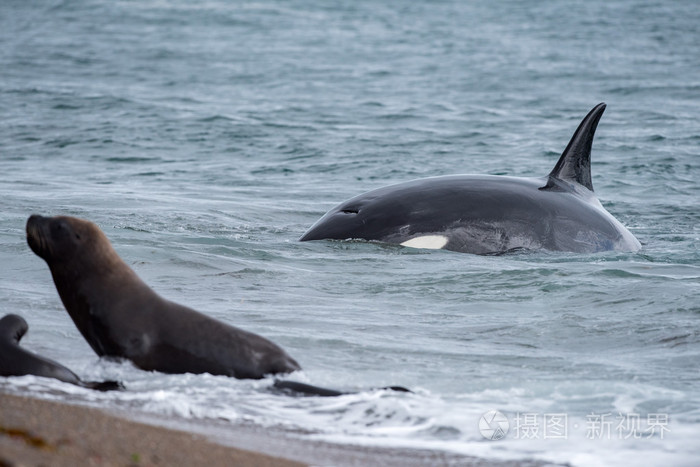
26, 215, 301, 379
0, 314, 122, 391
300, 103, 641, 255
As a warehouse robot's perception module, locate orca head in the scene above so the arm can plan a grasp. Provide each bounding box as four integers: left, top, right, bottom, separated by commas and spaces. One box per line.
300, 198, 371, 241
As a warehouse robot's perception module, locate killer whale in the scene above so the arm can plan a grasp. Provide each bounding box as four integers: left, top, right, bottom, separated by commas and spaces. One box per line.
300, 103, 641, 255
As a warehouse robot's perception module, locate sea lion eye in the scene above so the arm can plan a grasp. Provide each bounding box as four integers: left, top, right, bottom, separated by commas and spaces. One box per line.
75, 233, 81, 240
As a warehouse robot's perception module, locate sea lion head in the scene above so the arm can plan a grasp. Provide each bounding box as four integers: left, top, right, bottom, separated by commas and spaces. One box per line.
26, 215, 117, 271
0, 314, 28, 344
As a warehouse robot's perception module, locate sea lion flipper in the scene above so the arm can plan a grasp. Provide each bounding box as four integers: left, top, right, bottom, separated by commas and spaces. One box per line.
272, 379, 346, 397
380, 385, 412, 393
272, 379, 412, 397
81, 380, 125, 391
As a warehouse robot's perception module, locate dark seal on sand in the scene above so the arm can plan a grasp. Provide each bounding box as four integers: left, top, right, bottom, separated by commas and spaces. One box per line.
0, 313, 121, 391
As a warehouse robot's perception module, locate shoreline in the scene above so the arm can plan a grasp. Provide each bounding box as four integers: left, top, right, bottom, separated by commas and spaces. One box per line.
0, 390, 551, 467
0, 391, 304, 467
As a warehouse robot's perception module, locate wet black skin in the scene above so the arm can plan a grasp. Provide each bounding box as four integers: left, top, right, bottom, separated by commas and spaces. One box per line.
300, 174, 637, 254
0, 314, 122, 391
300, 103, 641, 254
26, 215, 301, 379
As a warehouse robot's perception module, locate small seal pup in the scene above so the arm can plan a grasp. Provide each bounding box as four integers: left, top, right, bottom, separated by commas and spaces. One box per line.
26, 215, 301, 379
0, 313, 122, 391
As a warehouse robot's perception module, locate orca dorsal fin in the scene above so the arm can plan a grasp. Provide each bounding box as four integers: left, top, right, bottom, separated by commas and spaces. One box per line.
545, 103, 606, 192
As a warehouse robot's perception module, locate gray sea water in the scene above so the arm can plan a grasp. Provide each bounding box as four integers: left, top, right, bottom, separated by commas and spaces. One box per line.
1, 0, 699, 465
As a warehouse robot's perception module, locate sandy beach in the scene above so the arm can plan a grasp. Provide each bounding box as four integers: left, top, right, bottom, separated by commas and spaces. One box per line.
0, 392, 305, 467
0, 390, 550, 467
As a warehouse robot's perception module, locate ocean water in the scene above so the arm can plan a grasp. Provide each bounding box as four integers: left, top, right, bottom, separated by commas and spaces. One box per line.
1, 0, 699, 465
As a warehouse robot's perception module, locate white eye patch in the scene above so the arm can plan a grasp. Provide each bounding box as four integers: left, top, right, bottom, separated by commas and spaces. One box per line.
400, 235, 449, 250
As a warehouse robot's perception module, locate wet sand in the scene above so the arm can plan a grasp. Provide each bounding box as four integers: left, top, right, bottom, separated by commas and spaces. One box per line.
0, 391, 550, 466
0, 392, 305, 467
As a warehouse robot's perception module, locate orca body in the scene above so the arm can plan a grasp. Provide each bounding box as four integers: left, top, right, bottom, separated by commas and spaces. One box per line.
300, 103, 641, 254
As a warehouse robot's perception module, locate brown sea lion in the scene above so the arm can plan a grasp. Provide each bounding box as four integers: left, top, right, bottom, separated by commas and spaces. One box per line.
25, 215, 301, 379
0, 313, 122, 391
